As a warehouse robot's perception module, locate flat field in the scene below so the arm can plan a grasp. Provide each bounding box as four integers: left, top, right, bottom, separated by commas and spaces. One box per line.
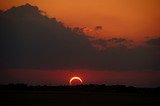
1, 91, 160, 106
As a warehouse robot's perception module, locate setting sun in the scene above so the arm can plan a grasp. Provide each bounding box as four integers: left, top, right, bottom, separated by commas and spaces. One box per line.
69, 77, 83, 85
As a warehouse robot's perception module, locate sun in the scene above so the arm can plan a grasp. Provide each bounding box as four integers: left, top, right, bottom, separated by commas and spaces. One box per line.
69, 77, 83, 85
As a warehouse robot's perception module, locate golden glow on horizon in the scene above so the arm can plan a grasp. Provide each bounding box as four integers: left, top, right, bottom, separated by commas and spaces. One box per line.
69, 77, 83, 85
0, 0, 160, 41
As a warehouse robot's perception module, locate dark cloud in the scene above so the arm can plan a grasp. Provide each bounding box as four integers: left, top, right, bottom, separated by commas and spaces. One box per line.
0, 4, 96, 69
0, 10, 3, 14
91, 38, 133, 50
146, 37, 160, 46
0, 4, 160, 71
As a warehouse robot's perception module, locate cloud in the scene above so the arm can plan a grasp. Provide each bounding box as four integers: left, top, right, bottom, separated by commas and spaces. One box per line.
0, 4, 96, 69
91, 38, 133, 50
145, 37, 160, 46
0, 10, 3, 14
0, 4, 160, 71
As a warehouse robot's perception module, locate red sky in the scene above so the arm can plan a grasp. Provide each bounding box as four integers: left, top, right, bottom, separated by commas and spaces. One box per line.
0, 0, 160, 41
1, 69, 160, 87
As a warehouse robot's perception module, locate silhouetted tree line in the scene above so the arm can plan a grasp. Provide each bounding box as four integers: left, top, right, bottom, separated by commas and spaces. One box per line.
0, 83, 159, 95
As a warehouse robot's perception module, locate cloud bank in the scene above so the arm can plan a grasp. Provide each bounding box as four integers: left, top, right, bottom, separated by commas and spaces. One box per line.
0, 4, 160, 71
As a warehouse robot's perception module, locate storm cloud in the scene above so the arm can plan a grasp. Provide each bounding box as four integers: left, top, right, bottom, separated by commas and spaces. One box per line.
0, 4, 160, 71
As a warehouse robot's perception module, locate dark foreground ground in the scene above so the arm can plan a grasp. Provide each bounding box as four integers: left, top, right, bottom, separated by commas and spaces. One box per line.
0, 84, 160, 106
1, 91, 160, 106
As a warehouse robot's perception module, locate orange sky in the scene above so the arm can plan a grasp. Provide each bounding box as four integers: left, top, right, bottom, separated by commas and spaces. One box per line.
0, 0, 160, 41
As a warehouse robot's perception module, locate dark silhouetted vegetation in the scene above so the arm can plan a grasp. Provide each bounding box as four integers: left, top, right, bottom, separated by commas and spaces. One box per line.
0, 83, 160, 95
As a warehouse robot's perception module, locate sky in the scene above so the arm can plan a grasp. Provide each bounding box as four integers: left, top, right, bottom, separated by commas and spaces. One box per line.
0, 0, 160, 87
0, 0, 160, 41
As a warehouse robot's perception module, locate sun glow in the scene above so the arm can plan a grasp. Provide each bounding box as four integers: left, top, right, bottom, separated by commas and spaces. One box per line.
69, 77, 83, 85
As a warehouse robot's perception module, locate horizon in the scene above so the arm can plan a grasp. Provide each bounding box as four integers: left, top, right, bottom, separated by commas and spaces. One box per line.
1, 83, 160, 89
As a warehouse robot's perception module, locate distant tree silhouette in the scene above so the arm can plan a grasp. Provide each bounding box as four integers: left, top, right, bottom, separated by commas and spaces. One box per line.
0, 83, 159, 96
